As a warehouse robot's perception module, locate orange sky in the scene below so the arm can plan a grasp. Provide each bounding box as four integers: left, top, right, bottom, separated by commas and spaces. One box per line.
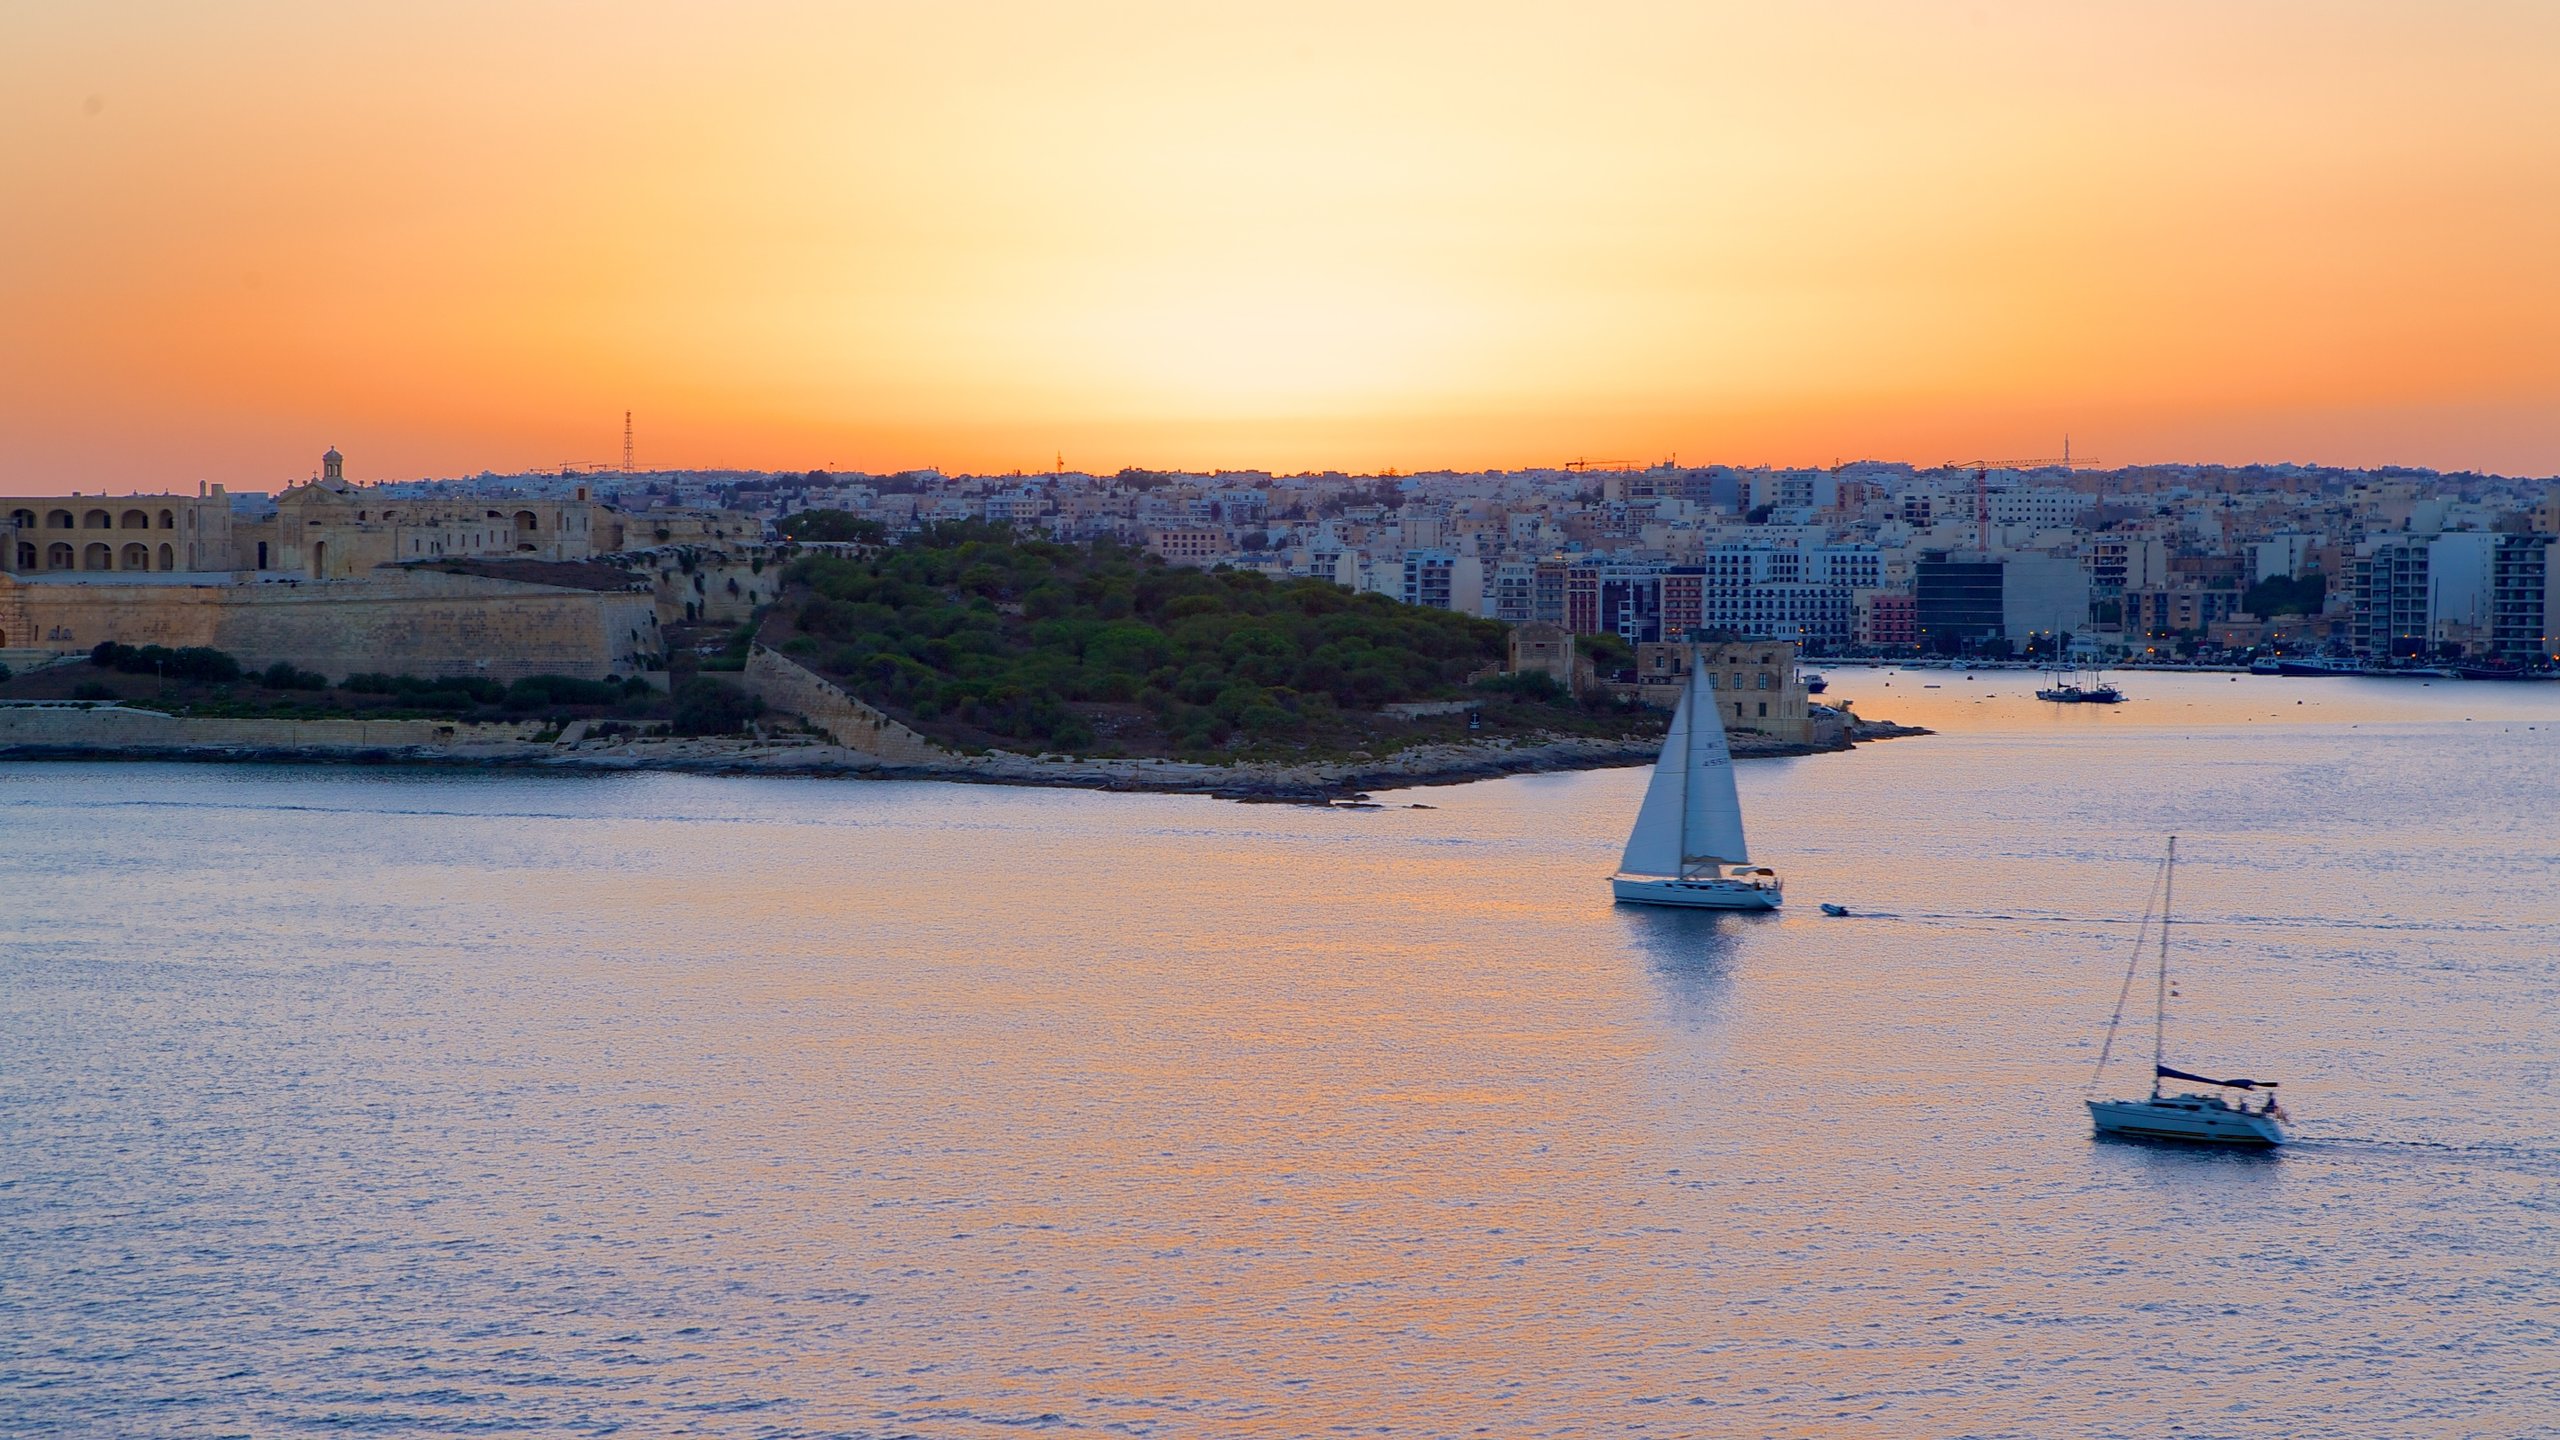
5, 1, 2557, 493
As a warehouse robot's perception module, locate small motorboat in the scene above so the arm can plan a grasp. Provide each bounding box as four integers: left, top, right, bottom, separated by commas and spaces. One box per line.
1819, 903, 1850, 917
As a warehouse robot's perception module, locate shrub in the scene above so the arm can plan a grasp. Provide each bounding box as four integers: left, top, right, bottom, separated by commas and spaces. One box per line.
340, 671, 505, 707
503, 674, 628, 709
1473, 670, 1570, 703
90, 641, 243, 684
669, 678, 764, 736
259, 662, 330, 691
73, 681, 117, 701
777, 509, 887, 544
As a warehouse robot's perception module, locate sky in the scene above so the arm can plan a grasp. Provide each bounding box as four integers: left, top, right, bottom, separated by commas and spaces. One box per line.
4, 1, 2558, 494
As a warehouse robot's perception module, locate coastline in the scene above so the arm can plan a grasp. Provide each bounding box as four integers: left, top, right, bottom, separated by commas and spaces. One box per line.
0, 708, 1929, 802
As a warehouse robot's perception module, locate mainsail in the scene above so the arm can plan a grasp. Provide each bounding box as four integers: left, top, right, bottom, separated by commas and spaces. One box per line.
1617, 653, 1750, 877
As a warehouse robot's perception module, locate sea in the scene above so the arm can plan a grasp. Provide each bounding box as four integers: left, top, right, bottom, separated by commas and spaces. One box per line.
3, 670, 2556, 1438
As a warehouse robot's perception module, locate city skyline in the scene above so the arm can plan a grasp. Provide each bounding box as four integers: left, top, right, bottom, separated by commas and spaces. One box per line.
6, 1, 2558, 491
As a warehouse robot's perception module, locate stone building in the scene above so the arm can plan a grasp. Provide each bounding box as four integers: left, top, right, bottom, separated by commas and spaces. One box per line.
0, 449, 661, 678
4, 488, 238, 575
1617, 639, 1812, 743
239, 448, 610, 577
4, 449, 620, 579
1504, 621, 1584, 695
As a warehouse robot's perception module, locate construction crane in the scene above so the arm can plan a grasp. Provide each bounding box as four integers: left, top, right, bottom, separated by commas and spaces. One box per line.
1941, 446, 2102, 550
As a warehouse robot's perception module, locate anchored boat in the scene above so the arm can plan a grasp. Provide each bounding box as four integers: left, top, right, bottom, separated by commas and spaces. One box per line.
2085, 838, 2289, 1146
2036, 665, 2124, 704
1610, 647, 1782, 910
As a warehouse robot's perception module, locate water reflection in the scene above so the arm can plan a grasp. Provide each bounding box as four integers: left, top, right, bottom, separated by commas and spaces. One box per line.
1613, 903, 1757, 1021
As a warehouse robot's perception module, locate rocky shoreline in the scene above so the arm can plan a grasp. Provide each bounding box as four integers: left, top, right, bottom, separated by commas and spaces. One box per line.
0, 711, 1929, 801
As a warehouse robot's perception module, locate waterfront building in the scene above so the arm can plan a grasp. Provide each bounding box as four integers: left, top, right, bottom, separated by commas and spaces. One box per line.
1622, 639, 1813, 742
1854, 588, 1918, 648
2488, 534, 2557, 664
2353, 535, 2433, 656
2353, 531, 2498, 657
2127, 584, 2245, 638
1912, 550, 2090, 654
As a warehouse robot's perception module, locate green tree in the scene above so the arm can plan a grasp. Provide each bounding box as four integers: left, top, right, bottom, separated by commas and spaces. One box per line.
777, 509, 887, 544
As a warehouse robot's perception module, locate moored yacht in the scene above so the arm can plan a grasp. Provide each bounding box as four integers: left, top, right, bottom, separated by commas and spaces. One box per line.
1611, 648, 1782, 910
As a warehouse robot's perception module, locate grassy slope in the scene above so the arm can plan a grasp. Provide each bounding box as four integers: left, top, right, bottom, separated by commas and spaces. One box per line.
768, 523, 1653, 758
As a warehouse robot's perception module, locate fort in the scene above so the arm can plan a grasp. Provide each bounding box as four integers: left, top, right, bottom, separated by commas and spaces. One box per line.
0, 448, 764, 682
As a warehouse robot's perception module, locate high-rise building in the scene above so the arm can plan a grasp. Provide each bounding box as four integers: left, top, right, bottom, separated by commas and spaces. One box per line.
2489, 534, 2557, 664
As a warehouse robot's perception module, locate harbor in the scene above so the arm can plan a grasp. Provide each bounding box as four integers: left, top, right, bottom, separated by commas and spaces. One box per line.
8, 670, 2556, 1437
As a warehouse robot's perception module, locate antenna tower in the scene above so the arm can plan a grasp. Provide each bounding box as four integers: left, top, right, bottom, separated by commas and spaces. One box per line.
622, 412, 634, 474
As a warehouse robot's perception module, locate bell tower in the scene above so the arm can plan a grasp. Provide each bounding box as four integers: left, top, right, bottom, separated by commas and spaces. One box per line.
322, 446, 344, 485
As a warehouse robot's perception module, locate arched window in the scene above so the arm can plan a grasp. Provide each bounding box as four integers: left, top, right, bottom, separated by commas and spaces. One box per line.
515, 510, 539, 533
47, 542, 73, 569
7, 509, 32, 529
14, 543, 34, 569
46, 510, 73, 528
85, 543, 113, 570
83, 510, 111, 529
122, 543, 151, 570
121, 510, 150, 529
158, 543, 175, 571
158, 510, 175, 529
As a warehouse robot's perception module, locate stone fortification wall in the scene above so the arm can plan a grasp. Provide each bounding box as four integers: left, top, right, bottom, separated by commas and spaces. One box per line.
211, 572, 660, 682
621, 547, 786, 625
0, 704, 544, 753
0, 571, 661, 683
742, 645, 942, 761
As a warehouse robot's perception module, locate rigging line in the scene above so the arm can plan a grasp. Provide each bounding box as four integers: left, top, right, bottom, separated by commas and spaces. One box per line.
2155, 836, 2177, 1086
2088, 849, 2170, 1093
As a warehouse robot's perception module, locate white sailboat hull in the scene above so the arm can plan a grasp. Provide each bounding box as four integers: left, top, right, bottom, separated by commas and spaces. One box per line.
1611, 873, 1783, 910
2086, 1096, 2287, 1146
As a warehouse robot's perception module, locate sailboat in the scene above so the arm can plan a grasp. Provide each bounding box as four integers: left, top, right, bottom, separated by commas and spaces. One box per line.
1610, 649, 1783, 910
2036, 664, 2124, 704
2084, 838, 2290, 1145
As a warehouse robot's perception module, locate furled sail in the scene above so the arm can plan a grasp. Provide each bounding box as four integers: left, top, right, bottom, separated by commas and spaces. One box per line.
2155, 1065, 2277, 1090
1617, 655, 1750, 877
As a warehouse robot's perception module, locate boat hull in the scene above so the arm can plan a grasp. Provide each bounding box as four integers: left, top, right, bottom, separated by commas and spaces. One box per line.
1611, 874, 1783, 910
2086, 1097, 2286, 1146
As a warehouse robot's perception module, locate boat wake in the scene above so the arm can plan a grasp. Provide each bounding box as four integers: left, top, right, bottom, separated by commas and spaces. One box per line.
2290, 1134, 2560, 1166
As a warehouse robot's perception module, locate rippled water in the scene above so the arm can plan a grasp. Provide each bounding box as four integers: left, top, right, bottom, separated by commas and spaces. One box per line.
4, 672, 2557, 1437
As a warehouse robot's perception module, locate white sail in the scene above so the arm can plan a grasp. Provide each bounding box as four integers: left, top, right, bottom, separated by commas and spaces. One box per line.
1679, 661, 1750, 868
1618, 674, 1692, 876
1617, 656, 1750, 876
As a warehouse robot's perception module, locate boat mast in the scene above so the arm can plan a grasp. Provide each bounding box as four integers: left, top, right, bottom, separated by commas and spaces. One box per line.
2153, 836, 2175, 1097
1679, 644, 1697, 877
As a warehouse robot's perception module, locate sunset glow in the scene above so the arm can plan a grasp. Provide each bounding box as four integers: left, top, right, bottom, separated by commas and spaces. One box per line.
5, 1, 2557, 490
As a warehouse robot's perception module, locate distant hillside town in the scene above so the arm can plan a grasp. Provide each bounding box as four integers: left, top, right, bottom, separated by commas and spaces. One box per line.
573, 453, 2558, 666
7, 452, 2559, 679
